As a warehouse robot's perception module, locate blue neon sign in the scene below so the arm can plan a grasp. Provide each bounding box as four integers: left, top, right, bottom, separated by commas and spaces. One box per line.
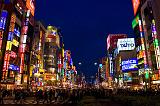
8, 64, 20, 71
14, 28, 20, 37
0, 10, 8, 30
7, 32, 13, 41
121, 58, 138, 72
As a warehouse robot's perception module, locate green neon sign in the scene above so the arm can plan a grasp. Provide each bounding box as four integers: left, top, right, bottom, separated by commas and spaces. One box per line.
154, 39, 159, 47
145, 71, 149, 79
132, 14, 139, 29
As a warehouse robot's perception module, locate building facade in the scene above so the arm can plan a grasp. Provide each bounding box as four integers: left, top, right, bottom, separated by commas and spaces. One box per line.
29, 21, 46, 89
132, 0, 160, 88
0, 0, 35, 89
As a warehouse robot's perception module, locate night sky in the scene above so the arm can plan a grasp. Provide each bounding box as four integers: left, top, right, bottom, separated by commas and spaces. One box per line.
35, 0, 135, 77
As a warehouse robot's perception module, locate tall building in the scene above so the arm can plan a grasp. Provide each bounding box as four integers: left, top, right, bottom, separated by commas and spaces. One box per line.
63, 50, 77, 88
44, 26, 60, 85
29, 21, 46, 89
0, 0, 35, 89
132, 0, 160, 88
106, 34, 127, 85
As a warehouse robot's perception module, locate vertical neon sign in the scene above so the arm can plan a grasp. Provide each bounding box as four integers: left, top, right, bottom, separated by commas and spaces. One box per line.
0, 10, 8, 51
2, 13, 16, 80
138, 20, 148, 69
19, 10, 30, 74
152, 20, 160, 73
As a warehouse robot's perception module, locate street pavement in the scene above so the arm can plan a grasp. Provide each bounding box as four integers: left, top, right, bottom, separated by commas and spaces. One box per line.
2, 96, 122, 105
2, 97, 65, 104
77, 96, 122, 106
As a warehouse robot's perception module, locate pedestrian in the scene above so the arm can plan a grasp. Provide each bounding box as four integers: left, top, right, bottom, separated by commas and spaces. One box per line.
19, 89, 24, 104
54, 90, 58, 102
43, 90, 49, 104
49, 89, 53, 103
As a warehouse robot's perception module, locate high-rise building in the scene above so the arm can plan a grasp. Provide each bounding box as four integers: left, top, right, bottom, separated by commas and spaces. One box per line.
106, 34, 127, 80
0, 0, 35, 89
44, 26, 60, 84
131, 0, 160, 87
29, 21, 46, 89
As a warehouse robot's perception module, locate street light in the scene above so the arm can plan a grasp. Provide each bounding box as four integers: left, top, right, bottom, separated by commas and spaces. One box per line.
78, 62, 82, 65
94, 62, 97, 66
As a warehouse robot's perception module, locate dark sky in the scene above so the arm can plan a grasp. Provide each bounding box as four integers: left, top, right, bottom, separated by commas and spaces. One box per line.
35, 0, 135, 77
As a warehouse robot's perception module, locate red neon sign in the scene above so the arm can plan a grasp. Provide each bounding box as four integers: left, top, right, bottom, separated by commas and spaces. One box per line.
10, 51, 17, 58
132, 0, 140, 15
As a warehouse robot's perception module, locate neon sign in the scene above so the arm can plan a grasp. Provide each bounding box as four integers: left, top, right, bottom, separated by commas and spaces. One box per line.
26, 0, 35, 16
12, 39, 19, 47
6, 41, 12, 50
132, 14, 139, 29
132, 0, 140, 15
0, 10, 8, 30
8, 64, 20, 71
10, 51, 17, 58
121, 58, 138, 71
117, 38, 135, 52
14, 28, 20, 37
7, 32, 13, 41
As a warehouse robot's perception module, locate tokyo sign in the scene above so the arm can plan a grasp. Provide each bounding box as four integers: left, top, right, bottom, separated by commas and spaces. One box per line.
117, 38, 135, 52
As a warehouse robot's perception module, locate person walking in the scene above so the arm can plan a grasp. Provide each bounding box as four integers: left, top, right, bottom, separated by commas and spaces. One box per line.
43, 90, 49, 104
54, 89, 58, 103
49, 89, 53, 103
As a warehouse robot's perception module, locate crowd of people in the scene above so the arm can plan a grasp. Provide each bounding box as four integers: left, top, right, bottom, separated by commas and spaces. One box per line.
0, 88, 86, 104
0, 87, 160, 104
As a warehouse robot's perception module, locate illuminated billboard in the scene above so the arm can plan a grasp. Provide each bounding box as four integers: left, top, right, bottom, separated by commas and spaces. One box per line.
14, 28, 20, 37
123, 73, 132, 82
6, 41, 12, 50
117, 38, 135, 52
107, 34, 127, 51
12, 39, 19, 47
8, 64, 20, 71
121, 58, 138, 72
10, 51, 17, 58
0, 10, 8, 30
132, 14, 139, 29
132, 0, 140, 15
26, 0, 35, 16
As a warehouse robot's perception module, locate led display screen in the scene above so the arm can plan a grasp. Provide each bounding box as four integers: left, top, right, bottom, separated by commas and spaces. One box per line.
121, 58, 138, 72
123, 73, 132, 82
